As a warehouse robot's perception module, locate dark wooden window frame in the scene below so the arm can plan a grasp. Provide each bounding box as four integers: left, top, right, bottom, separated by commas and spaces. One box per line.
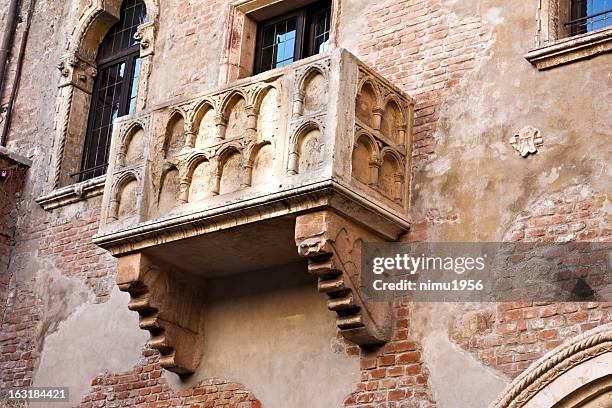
76, 0, 145, 182
254, 0, 332, 74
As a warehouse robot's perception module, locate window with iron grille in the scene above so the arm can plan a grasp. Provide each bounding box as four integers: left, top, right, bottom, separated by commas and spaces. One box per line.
567, 0, 611, 36
254, 0, 332, 74
77, 0, 146, 182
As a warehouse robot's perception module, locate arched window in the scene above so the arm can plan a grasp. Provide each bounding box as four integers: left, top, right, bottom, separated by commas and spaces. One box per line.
77, 0, 147, 181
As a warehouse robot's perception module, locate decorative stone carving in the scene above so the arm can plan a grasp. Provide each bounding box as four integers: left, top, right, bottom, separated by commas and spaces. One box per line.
295, 210, 394, 346
94, 49, 414, 374
509, 126, 543, 157
351, 65, 411, 206
492, 323, 612, 408
40, 0, 159, 203
293, 60, 331, 117
116, 253, 204, 375
57, 53, 97, 93
134, 21, 156, 58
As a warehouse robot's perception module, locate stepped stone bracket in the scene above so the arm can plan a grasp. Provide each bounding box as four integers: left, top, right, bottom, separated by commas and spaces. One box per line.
295, 210, 394, 346
116, 253, 204, 375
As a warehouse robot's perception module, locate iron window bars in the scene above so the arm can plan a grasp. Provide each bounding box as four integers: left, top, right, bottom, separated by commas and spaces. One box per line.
75, 0, 146, 182
566, 0, 611, 36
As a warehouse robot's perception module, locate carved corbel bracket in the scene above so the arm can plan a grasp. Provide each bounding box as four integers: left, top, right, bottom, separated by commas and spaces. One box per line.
116, 253, 204, 375
295, 210, 394, 346
57, 53, 97, 93
134, 21, 156, 58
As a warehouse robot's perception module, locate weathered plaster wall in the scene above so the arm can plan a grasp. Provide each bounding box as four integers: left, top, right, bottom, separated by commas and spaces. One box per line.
337, 0, 610, 406
0, 0, 609, 407
31, 287, 147, 407
165, 264, 360, 408
0, 152, 28, 321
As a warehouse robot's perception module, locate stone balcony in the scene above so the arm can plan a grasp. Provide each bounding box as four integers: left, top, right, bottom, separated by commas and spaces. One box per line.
93, 48, 414, 375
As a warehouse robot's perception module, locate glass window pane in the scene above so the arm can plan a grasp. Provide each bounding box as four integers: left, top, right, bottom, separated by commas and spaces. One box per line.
309, 5, 331, 57
80, 0, 147, 180
97, 0, 146, 61
258, 16, 299, 72
262, 26, 275, 47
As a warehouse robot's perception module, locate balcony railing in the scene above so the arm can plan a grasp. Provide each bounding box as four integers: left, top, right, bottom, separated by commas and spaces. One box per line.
92, 48, 415, 374
94, 48, 414, 253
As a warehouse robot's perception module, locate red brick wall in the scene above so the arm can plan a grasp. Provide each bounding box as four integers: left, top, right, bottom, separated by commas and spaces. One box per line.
343, 1, 496, 405
449, 185, 611, 379
0, 197, 114, 388
81, 349, 261, 408
345, 303, 437, 407
355, 0, 494, 170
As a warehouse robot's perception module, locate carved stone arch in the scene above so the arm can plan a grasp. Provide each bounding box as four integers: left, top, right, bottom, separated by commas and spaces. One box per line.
164, 110, 187, 158
219, 91, 248, 141
354, 130, 380, 160
250, 84, 279, 115
380, 95, 407, 146
295, 66, 329, 116
184, 152, 210, 181
297, 66, 328, 93
219, 89, 248, 116
182, 153, 212, 203
112, 171, 140, 197
108, 171, 140, 221
48, 0, 159, 191
287, 120, 324, 175
382, 94, 407, 120
217, 144, 244, 195
380, 146, 404, 167
289, 120, 322, 147
67, 0, 159, 58
356, 78, 383, 106
355, 79, 383, 130
252, 85, 280, 143
157, 165, 180, 216
118, 121, 147, 167
352, 130, 380, 186
492, 323, 612, 408
245, 141, 272, 167
188, 99, 216, 148
379, 147, 405, 203
217, 144, 243, 173
119, 120, 147, 145
243, 140, 273, 188
191, 98, 217, 125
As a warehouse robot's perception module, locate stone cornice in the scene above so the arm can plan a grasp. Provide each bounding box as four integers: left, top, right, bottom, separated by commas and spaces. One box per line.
93, 178, 411, 255
525, 26, 612, 70
0, 146, 32, 167
35, 175, 106, 211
